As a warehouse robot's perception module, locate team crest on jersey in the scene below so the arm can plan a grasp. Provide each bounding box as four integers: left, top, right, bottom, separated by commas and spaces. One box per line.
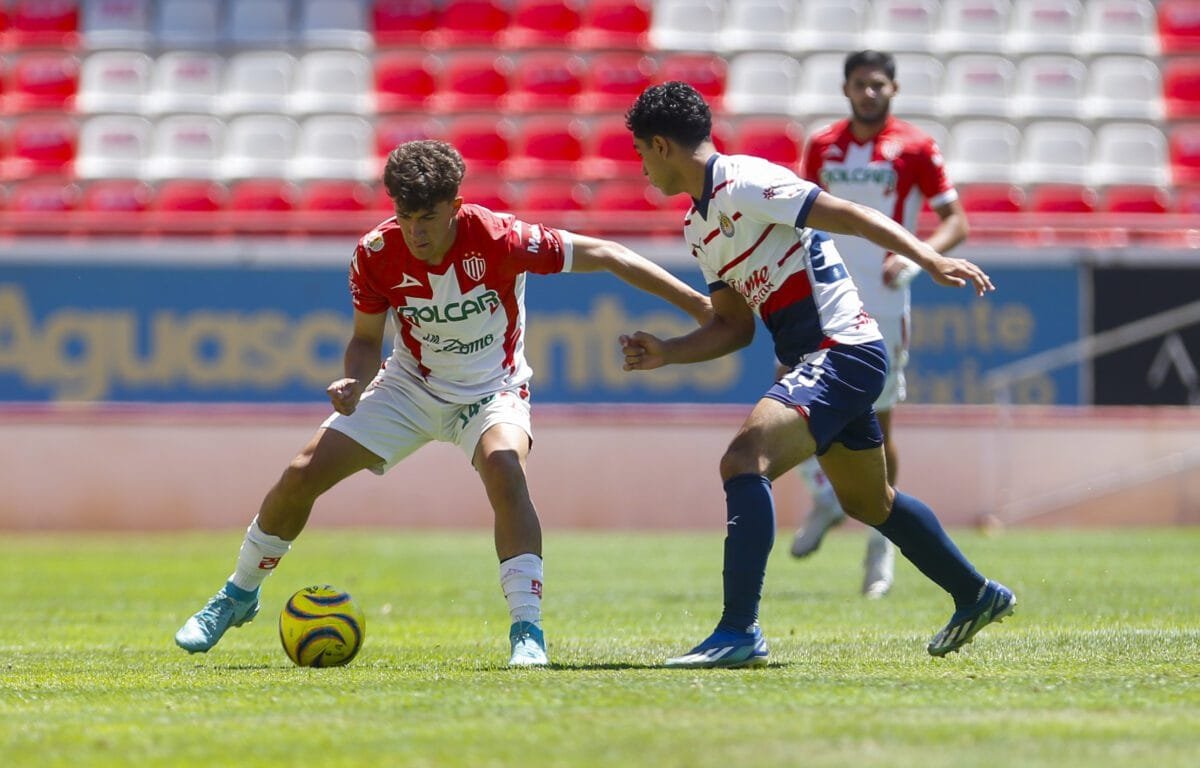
880, 140, 902, 161
718, 212, 735, 238
363, 229, 385, 252
462, 252, 486, 282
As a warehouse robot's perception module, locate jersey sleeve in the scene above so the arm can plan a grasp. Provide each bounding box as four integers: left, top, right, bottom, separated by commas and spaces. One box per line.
799, 135, 825, 186
502, 217, 572, 276
915, 136, 958, 208
731, 165, 823, 231
347, 243, 390, 314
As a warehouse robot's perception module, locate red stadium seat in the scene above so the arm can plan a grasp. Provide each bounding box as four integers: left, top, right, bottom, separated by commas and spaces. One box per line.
957, 183, 1026, 213
581, 115, 642, 179
570, 0, 652, 50
1174, 186, 1200, 213
5, 116, 76, 180
458, 178, 518, 211
371, 0, 437, 47
1158, 0, 1200, 54
230, 179, 298, 212
155, 180, 227, 212
1100, 185, 1170, 214
300, 180, 376, 211
590, 179, 680, 235
429, 53, 513, 113
579, 52, 657, 113
658, 53, 727, 106
1029, 184, 1098, 213
504, 117, 588, 179
6, 52, 79, 113
504, 52, 587, 113
6, 0, 79, 48
373, 52, 441, 113
374, 115, 444, 158
1165, 58, 1200, 119
425, 0, 511, 48
1169, 124, 1200, 185
728, 117, 804, 167
82, 180, 153, 212
12, 180, 80, 212
521, 178, 590, 212
502, 0, 584, 49
447, 116, 514, 177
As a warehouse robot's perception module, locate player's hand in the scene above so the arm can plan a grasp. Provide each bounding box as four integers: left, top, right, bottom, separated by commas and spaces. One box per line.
327, 378, 363, 415
620, 332, 667, 371
925, 255, 995, 297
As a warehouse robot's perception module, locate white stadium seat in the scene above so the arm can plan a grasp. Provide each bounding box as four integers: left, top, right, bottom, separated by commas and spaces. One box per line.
147, 52, 223, 115
1007, 0, 1084, 56
75, 115, 154, 179
1012, 55, 1088, 122
1017, 120, 1094, 185
225, 0, 294, 48
1078, 0, 1160, 57
219, 51, 296, 116
1090, 122, 1170, 187
147, 114, 226, 180
156, 0, 222, 50
867, 0, 941, 54
948, 119, 1022, 183
721, 0, 794, 53
724, 52, 803, 115
76, 51, 153, 114
893, 53, 944, 118
940, 55, 1017, 120
297, 0, 373, 50
1084, 56, 1165, 122
81, 0, 153, 49
793, 53, 852, 117
791, 0, 869, 54
649, 0, 724, 52
288, 50, 375, 116
290, 115, 376, 181
937, 0, 1012, 55
222, 114, 300, 181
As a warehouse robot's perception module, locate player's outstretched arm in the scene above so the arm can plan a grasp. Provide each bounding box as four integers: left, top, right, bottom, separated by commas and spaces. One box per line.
621, 287, 755, 371
569, 234, 712, 325
327, 309, 387, 415
806, 192, 994, 297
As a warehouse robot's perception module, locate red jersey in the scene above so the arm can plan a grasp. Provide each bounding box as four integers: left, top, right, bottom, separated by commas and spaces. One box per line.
800, 116, 957, 319
348, 203, 572, 402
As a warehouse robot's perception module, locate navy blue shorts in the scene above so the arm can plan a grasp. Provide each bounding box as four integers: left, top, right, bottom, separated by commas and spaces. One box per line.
764, 340, 888, 456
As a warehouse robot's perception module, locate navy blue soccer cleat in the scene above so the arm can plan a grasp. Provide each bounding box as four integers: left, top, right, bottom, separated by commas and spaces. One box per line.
665, 623, 770, 669
927, 580, 1016, 657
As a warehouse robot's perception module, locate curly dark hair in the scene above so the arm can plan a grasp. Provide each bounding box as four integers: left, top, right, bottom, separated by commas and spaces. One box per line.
624, 81, 712, 150
382, 140, 466, 211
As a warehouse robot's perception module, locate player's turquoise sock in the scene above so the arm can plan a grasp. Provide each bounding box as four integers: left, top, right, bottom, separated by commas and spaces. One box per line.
718, 473, 776, 632
874, 492, 986, 608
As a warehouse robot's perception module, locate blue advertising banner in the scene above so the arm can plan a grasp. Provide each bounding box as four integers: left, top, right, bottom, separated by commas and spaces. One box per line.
1, 262, 1082, 404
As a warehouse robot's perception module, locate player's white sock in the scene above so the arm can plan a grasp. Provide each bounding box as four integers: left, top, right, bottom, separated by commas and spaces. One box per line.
797, 457, 840, 510
500, 553, 543, 626
227, 517, 292, 593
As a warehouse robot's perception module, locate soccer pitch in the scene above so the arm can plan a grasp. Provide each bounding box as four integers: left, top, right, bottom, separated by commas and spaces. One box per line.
2, 528, 1198, 768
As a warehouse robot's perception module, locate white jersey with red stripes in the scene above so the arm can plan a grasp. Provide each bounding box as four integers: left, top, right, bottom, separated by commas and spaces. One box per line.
684, 153, 881, 367
347, 204, 573, 403
801, 116, 957, 320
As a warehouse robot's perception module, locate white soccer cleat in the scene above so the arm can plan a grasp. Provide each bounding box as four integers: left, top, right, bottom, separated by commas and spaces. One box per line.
861, 530, 895, 599
508, 621, 548, 667
790, 498, 847, 557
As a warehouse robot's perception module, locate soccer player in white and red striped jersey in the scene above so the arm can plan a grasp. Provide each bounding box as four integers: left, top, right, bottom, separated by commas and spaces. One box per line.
788, 50, 971, 599
620, 82, 1012, 667
174, 140, 711, 666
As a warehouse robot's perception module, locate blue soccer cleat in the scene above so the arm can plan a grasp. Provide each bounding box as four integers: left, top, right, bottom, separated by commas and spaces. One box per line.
928, 580, 1016, 657
665, 623, 770, 669
174, 585, 260, 654
508, 621, 549, 667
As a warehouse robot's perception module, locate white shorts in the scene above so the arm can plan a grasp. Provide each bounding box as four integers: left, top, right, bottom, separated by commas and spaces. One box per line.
322, 371, 532, 475
874, 313, 909, 412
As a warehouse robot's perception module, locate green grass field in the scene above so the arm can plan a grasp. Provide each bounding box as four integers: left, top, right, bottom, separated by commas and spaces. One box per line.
2, 528, 1198, 768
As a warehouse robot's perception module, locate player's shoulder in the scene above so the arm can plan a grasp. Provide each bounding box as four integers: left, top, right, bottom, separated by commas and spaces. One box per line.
808, 118, 852, 146
356, 216, 402, 256
458, 202, 520, 241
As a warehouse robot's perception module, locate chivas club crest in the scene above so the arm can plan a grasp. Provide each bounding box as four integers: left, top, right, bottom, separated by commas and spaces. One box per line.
463, 253, 486, 281
718, 212, 735, 237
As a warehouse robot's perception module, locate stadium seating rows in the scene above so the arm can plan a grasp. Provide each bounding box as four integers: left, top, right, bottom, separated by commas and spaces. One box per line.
0, 0, 1196, 238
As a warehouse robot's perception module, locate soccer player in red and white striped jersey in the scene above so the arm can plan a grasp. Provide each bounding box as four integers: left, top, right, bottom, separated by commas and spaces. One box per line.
789, 50, 971, 599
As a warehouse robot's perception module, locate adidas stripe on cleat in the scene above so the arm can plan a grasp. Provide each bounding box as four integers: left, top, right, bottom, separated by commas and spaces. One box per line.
928, 580, 1016, 657
665, 624, 769, 669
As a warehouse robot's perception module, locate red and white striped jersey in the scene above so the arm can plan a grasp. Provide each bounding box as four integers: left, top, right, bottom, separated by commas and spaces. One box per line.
684, 153, 881, 366
348, 204, 572, 403
801, 116, 956, 319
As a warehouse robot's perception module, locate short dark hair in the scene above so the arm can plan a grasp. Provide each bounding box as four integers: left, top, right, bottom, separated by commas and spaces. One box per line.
624, 81, 712, 150
844, 50, 896, 82
382, 140, 465, 212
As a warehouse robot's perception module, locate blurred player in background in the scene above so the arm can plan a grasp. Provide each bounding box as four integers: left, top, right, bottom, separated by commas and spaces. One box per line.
175, 140, 711, 667
788, 50, 970, 599
620, 82, 1012, 668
